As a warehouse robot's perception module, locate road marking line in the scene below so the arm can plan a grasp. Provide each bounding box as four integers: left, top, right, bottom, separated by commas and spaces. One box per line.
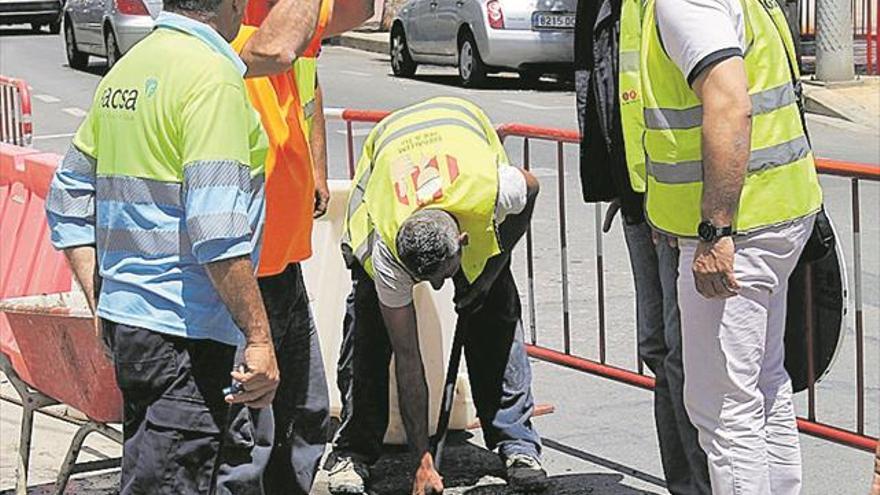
340, 70, 371, 77
502, 99, 569, 111
34, 94, 61, 103
62, 107, 88, 118
335, 128, 372, 137
33, 132, 76, 141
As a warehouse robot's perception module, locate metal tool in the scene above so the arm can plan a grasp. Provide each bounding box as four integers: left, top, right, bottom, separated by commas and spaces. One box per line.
430, 313, 469, 471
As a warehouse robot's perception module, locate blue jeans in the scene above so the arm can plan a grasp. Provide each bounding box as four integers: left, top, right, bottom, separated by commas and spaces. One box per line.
332, 262, 542, 464
623, 222, 710, 495
216, 264, 330, 495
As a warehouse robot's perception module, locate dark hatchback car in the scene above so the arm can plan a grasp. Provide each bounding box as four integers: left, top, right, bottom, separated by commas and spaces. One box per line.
0, 0, 63, 33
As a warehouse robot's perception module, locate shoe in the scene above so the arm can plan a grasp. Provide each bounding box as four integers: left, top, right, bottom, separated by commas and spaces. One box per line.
505, 453, 548, 492
327, 456, 370, 494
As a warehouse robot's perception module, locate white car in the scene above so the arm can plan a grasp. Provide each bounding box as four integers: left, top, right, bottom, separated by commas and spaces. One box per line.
63, 0, 161, 69
390, 0, 575, 86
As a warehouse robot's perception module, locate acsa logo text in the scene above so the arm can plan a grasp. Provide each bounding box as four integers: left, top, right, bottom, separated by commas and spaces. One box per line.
101, 87, 139, 111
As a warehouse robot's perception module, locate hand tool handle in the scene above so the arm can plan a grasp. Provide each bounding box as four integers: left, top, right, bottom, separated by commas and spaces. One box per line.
431, 314, 469, 471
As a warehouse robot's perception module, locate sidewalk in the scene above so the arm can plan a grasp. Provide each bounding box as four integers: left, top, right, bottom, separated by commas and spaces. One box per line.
803, 76, 880, 131
330, 32, 880, 132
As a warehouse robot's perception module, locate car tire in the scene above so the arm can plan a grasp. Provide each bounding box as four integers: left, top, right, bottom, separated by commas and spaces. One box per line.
390, 26, 417, 78
105, 28, 121, 68
458, 31, 487, 88
49, 18, 61, 34
64, 17, 89, 70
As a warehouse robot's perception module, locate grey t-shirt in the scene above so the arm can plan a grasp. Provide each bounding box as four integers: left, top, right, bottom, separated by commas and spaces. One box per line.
372, 165, 528, 308
656, 0, 746, 85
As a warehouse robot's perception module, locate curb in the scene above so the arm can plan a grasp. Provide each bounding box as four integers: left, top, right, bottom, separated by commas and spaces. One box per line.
803, 89, 879, 130
327, 32, 390, 55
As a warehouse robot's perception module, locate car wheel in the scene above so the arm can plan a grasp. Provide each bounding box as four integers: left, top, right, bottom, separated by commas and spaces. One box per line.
49, 18, 61, 34
390, 27, 417, 77
105, 28, 121, 68
458, 31, 487, 88
64, 17, 89, 70
30, 23, 44, 33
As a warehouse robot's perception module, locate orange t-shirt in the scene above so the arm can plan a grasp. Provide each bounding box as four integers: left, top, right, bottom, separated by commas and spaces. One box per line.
232, 2, 329, 277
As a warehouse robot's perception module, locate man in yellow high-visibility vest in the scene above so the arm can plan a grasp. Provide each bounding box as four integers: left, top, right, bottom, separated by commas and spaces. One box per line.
639, 0, 822, 493
327, 97, 547, 495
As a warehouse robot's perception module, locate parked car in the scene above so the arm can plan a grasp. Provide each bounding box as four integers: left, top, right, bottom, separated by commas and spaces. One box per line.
0, 0, 63, 33
390, 0, 575, 86
63, 0, 160, 69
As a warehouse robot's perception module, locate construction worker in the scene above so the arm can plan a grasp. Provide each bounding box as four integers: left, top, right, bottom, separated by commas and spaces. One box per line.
222, 0, 373, 492
639, 0, 822, 493
574, 0, 710, 492
43, 0, 353, 490
326, 97, 546, 495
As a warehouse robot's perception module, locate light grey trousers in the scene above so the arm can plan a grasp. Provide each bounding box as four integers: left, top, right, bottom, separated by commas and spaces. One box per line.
678, 215, 814, 495
624, 221, 711, 495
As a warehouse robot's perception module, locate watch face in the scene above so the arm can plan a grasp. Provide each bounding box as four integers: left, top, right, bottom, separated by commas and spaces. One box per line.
698, 221, 714, 241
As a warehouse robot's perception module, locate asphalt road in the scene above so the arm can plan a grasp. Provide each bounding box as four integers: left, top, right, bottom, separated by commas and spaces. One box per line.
1, 28, 879, 494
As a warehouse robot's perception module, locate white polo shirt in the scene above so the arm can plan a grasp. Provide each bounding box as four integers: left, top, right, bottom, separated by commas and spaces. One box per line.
656, 0, 747, 85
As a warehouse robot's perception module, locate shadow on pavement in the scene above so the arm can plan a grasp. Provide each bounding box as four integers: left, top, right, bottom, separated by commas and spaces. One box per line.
364, 432, 664, 494
362, 55, 574, 93
0, 28, 56, 37
66, 63, 109, 77
542, 438, 668, 489
0, 471, 119, 494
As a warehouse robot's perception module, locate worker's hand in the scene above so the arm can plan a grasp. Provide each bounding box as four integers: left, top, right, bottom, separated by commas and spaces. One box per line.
314, 179, 330, 218
226, 341, 280, 408
651, 229, 678, 248
602, 199, 621, 233
692, 237, 739, 299
412, 452, 444, 495
453, 276, 490, 315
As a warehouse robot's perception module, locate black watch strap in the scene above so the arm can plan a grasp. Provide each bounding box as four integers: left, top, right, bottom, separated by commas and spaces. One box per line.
698, 221, 735, 242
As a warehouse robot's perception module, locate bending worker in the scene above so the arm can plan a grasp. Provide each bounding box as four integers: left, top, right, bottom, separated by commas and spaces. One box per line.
326, 97, 547, 495
639, 0, 822, 493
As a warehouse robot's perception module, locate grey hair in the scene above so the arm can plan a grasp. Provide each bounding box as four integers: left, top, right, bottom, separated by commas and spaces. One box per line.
396, 209, 460, 279
164, 0, 224, 15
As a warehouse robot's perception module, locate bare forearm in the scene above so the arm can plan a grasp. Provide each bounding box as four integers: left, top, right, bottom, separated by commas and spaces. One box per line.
311, 88, 328, 182
395, 354, 430, 454
241, 0, 321, 77
694, 57, 751, 226
63, 246, 99, 314
205, 256, 271, 344
381, 304, 430, 455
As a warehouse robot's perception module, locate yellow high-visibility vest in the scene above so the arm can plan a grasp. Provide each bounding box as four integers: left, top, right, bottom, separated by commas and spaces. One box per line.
293, 56, 318, 137
639, 0, 822, 237
619, 0, 646, 192
342, 97, 505, 282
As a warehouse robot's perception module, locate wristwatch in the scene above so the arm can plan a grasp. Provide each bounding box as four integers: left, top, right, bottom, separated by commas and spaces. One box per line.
697, 221, 735, 243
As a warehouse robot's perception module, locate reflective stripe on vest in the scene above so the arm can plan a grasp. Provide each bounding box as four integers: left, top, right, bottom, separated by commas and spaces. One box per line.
639, 0, 822, 237
342, 97, 503, 283
619, 0, 646, 192
293, 56, 318, 137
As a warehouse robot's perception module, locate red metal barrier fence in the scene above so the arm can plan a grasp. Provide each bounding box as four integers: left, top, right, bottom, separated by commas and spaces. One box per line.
325, 107, 880, 454
0, 76, 33, 147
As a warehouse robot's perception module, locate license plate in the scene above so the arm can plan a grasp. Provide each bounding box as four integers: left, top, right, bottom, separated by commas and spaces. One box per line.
532, 12, 576, 30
